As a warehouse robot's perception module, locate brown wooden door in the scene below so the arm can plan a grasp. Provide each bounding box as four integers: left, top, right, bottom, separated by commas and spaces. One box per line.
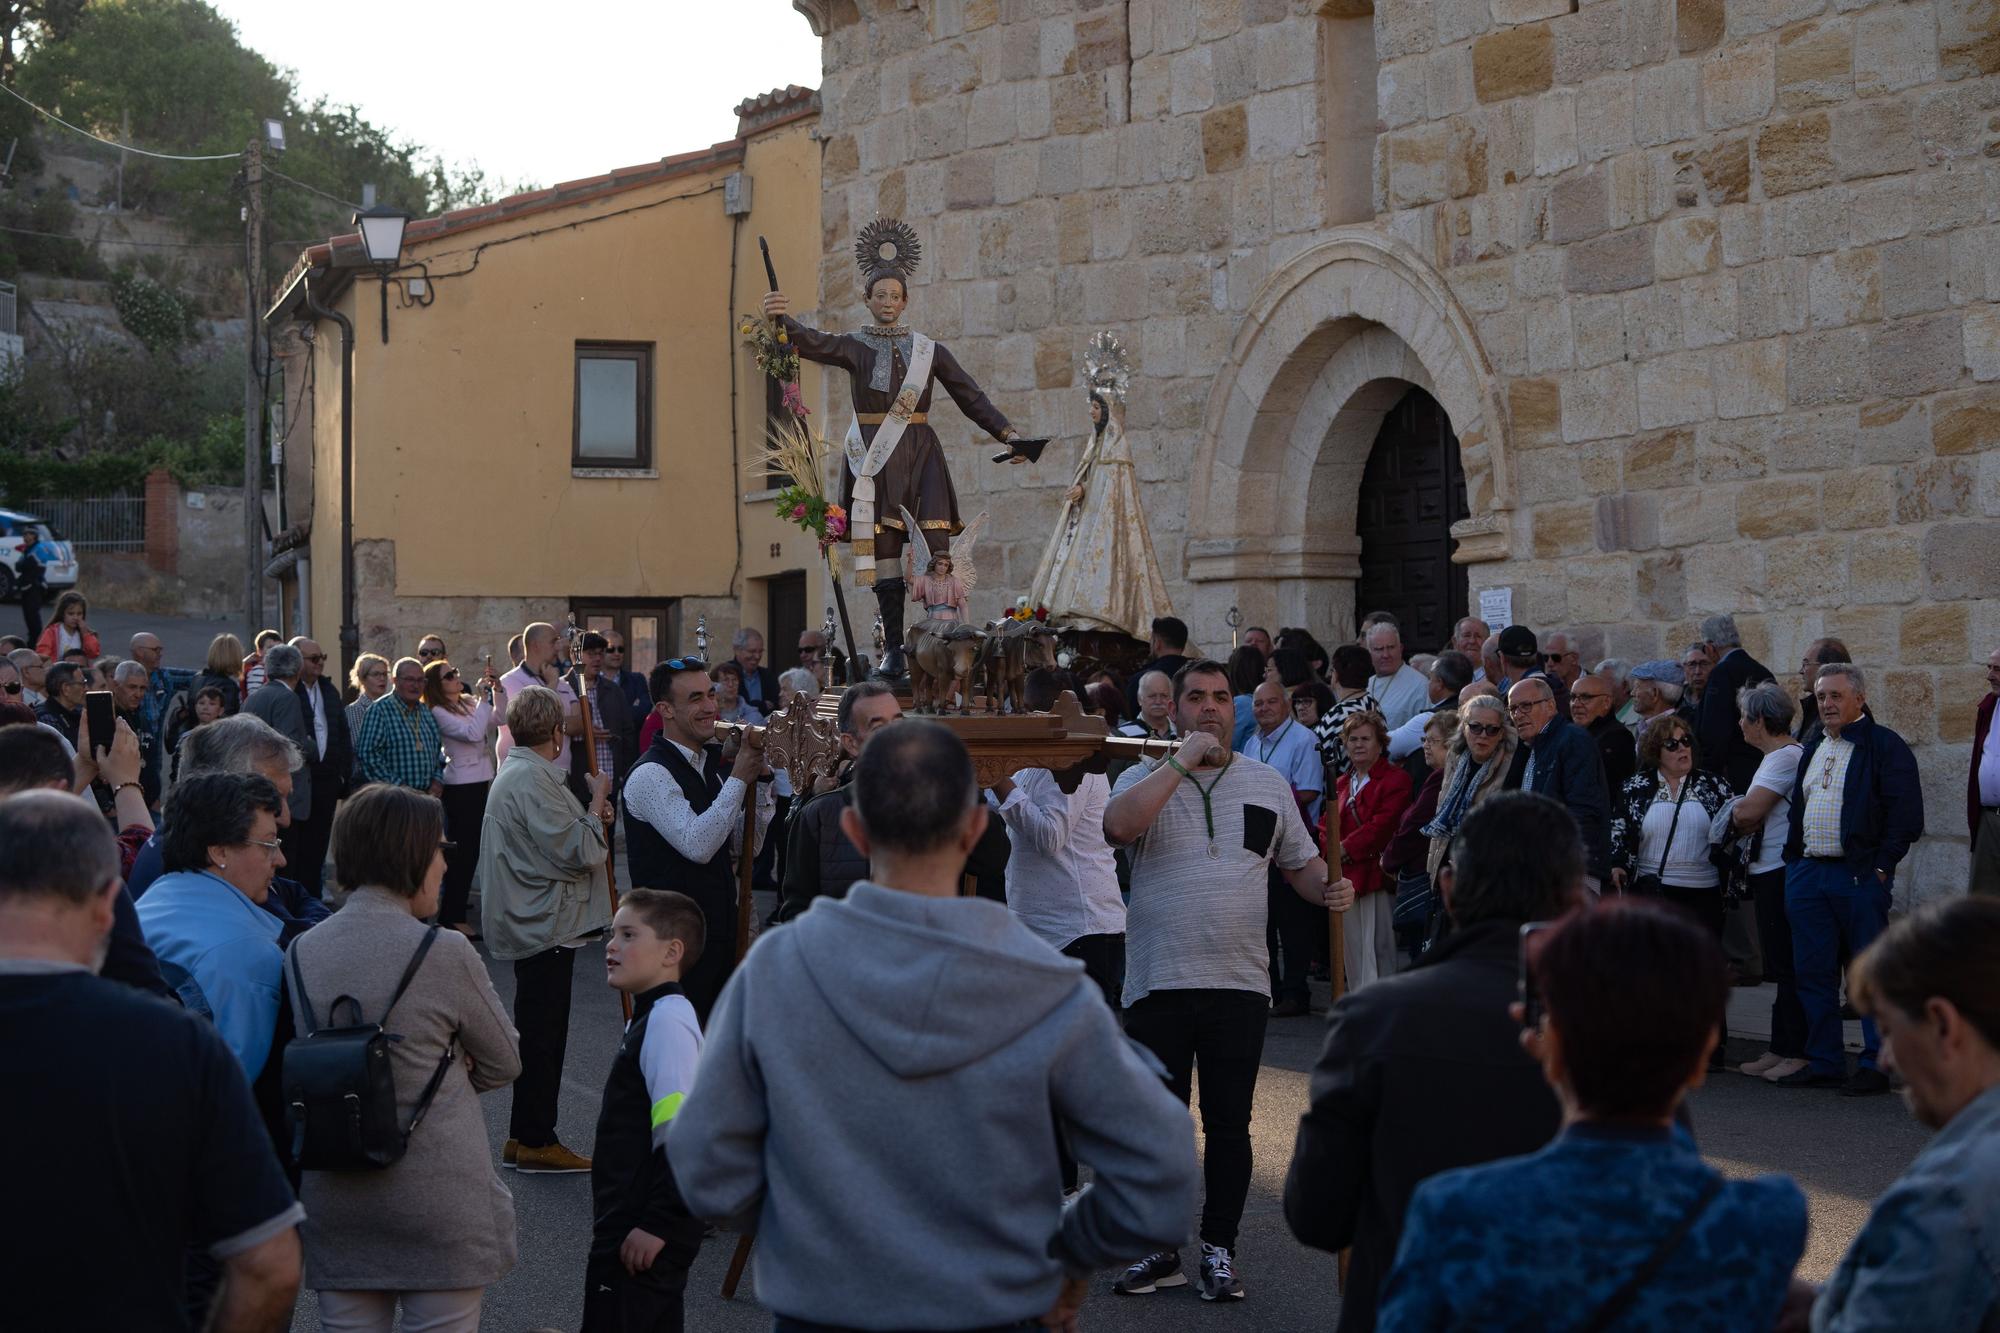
571, 599, 680, 678
765, 572, 808, 674
1354, 386, 1469, 652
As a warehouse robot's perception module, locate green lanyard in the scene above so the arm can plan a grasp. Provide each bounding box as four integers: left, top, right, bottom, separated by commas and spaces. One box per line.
1169, 755, 1232, 846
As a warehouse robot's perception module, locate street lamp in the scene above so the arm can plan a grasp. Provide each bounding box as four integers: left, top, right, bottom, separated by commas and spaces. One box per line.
351, 204, 410, 343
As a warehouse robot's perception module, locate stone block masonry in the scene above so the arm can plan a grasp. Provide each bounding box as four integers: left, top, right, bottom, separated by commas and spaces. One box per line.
810, 0, 1999, 897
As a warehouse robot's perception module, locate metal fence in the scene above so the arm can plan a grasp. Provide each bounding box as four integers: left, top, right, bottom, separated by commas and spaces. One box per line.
22, 495, 147, 552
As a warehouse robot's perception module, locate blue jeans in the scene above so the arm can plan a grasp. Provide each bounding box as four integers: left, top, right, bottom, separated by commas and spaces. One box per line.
1785, 858, 1888, 1074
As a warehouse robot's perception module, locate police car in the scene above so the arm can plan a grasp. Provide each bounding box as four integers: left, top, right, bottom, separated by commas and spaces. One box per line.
0, 508, 80, 602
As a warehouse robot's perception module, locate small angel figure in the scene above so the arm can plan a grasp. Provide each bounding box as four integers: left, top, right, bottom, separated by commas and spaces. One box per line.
900, 506, 986, 627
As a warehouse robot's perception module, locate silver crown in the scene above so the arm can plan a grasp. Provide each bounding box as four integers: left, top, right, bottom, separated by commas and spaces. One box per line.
1081, 331, 1132, 403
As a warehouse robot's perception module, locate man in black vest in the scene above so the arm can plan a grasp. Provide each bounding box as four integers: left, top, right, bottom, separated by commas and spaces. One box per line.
620, 657, 771, 1024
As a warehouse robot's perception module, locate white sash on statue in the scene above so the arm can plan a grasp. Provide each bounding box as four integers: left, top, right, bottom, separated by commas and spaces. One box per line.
844, 331, 935, 587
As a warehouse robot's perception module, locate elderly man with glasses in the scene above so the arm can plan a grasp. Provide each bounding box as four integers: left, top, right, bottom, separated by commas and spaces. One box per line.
354, 657, 444, 796
1503, 676, 1611, 894
600, 629, 651, 717
1569, 670, 1635, 795
1779, 664, 1924, 1095
285, 637, 351, 897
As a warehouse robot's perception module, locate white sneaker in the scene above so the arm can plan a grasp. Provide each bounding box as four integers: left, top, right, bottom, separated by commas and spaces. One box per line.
1739, 1051, 1785, 1077
1762, 1057, 1811, 1083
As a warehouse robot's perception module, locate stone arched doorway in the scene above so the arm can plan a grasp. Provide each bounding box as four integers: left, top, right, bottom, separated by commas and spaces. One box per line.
1187, 228, 1511, 642
1354, 385, 1470, 649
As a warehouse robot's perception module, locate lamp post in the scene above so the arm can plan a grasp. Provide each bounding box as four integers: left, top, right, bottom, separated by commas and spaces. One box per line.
352, 203, 409, 343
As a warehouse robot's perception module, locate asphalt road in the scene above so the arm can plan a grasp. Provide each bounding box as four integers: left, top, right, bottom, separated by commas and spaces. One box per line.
81, 613, 1922, 1330
287, 899, 1930, 1333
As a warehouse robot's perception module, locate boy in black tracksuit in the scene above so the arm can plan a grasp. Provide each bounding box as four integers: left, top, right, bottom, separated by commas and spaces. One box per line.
585, 889, 708, 1332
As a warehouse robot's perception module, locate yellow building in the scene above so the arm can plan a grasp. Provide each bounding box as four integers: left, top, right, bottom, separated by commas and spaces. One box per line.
264, 86, 827, 685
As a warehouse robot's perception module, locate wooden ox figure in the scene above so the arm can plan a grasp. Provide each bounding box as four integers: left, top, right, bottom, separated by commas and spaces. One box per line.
982, 618, 1059, 714
907, 621, 986, 714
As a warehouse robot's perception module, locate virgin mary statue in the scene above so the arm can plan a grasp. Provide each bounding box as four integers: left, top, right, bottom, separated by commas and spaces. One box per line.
1026, 333, 1173, 639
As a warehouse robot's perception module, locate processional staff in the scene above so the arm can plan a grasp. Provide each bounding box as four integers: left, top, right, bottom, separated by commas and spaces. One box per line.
567, 614, 628, 1021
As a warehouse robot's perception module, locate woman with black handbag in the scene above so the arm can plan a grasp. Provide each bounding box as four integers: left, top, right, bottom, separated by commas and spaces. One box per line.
1609, 717, 1734, 936
1725, 683, 1809, 1084
284, 784, 521, 1332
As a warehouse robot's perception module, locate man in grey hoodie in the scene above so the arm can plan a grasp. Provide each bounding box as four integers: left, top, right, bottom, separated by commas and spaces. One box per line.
669, 720, 1198, 1332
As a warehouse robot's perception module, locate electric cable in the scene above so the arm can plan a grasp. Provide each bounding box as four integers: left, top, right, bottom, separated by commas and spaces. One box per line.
0, 81, 242, 161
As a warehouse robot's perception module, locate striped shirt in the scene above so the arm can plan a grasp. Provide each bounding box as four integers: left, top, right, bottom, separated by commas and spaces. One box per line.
1799, 735, 1855, 858
354, 694, 443, 791
1111, 754, 1315, 1006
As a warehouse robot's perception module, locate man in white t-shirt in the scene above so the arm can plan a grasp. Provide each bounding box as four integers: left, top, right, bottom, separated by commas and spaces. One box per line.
1103, 658, 1353, 1303
1365, 621, 1429, 731
496, 621, 582, 772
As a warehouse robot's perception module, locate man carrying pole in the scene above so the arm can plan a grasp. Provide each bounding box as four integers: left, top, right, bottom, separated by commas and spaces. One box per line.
621, 656, 772, 1026
1102, 658, 1353, 1303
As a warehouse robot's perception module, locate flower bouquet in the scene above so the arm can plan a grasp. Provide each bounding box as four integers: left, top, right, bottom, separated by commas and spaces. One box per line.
1007, 597, 1051, 623
751, 417, 846, 554
738, 315, 803, 391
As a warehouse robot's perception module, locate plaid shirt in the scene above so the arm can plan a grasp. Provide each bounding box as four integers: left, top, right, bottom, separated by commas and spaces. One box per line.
586, 680, 615, 778
1799, 734, 1855, 858
354, 693, 443, 791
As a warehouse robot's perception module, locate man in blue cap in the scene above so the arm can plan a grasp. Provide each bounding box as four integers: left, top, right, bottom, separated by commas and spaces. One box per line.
1627, 660, 1694, 745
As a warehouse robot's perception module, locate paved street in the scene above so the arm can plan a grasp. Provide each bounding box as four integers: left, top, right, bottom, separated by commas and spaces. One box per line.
83, 606, 240, 667
290, 907, 1930, 1333
77, 613, 1927, 1329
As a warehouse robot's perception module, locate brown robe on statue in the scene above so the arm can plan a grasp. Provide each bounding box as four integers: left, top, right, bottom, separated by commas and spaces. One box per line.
782, 316, 1014, 565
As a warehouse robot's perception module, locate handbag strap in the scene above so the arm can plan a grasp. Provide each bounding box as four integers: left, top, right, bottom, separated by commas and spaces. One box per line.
1579, 1175, 1723, 1333
406, 1040, 457, 1134
288, 924, 440, 1034
287, 940, 319, 1035
380, 925, 440, 1027
1651, 778, 1691, 881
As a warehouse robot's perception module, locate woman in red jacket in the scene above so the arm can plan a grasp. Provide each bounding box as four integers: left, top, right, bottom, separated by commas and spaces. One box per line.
1324, 710, 1413, 992
32, 591, 100, 662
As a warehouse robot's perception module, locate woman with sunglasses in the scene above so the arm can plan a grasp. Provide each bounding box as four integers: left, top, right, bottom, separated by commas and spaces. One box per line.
1609, 717, 1733, 938
425, 658, 505, 937
1421, 696, 1518, 888
346, 653, 391, 781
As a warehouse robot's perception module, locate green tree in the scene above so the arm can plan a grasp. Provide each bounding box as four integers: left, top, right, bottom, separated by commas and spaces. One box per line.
16, 0, 436, 242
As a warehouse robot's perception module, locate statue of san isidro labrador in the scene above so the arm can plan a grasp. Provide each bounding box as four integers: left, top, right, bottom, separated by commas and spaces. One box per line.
762, 216, 1046, 679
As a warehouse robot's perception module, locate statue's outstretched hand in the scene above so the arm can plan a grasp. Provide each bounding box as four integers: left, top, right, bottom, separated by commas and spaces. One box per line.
762, 291, 789, 318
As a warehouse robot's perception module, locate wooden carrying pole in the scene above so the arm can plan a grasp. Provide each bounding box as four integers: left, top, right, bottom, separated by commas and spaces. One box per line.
722, 759, 766, 1301
568, 622, 627, 1022
1324, 758, 1351, 1292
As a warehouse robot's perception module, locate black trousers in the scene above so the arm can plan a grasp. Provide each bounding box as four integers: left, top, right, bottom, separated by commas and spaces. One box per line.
280, 778, 338, 898
1123, 988, 1268, 1252
1062, 932, 1125, 1013
1266, 869, 1318, 1003
510, 945, 576, 1146
582, 1248, 690, 1333
772, 1312, 1040, 1320
19, 583, 41, 642
681, 887, 737, 1028
1054, 933, 1126, 1190
437, 780, 490, 927
1750, 866, 1808, 1058
1653, 883, 1726, 939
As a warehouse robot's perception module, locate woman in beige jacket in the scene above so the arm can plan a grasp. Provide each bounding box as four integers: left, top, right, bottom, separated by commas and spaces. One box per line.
286, 784, 521, 1332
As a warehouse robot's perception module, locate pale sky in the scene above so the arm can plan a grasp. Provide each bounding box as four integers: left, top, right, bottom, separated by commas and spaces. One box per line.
214, 1, 824, 200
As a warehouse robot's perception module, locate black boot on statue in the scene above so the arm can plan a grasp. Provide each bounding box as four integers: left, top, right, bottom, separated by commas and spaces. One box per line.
874, 578, 909, 682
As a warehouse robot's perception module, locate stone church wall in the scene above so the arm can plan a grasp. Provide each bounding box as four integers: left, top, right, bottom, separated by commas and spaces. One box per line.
804, 0, 1999, 894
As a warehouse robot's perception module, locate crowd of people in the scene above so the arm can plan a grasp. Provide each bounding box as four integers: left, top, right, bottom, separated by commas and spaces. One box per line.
1, 594, 1996, 1333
